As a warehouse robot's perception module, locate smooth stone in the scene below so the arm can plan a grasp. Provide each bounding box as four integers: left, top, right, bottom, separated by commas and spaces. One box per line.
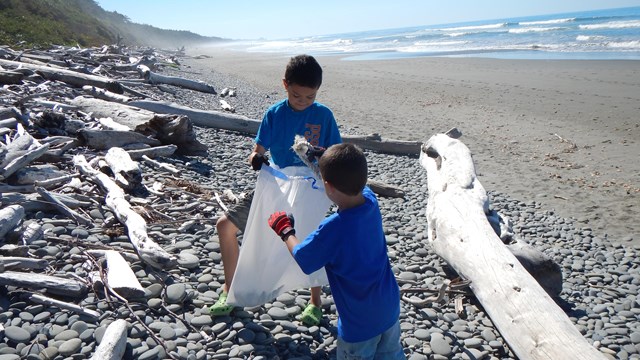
191, 315, 213, 327
166, 283, 187, 303
430, 334, 452, 356
58, 338, 82, 356
178, 252, 200, 269
4, 326, 31, 343
54, 329, 79, 341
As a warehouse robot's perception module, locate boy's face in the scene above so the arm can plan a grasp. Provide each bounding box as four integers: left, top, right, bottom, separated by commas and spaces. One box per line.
283, 80, 318, 112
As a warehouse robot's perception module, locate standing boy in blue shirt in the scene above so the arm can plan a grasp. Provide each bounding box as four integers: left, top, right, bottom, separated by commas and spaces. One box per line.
268, 143, 405, 359
211, 55, 342, 326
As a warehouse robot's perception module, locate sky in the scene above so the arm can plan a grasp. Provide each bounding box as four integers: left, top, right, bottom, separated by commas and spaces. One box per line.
96, 0, 640, 40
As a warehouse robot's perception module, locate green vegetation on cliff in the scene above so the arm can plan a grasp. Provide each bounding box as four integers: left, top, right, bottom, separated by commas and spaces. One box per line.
0, 0, 224, 48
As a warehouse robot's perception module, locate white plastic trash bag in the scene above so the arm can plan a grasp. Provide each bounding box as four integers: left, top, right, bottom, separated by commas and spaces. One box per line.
227, 165, 332, 307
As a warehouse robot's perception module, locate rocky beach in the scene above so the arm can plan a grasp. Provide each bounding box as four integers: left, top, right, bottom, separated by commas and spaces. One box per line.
0, 44, 639, 360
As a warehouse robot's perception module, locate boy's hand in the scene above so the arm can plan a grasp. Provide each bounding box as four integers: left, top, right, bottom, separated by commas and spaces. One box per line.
251, 153, 270, 171
268, 211, 296, 241
305, 146, 326, 162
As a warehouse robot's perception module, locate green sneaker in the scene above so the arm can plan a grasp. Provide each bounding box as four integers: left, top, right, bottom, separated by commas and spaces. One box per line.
300, 304, 322, 326
209, 292, 233, 316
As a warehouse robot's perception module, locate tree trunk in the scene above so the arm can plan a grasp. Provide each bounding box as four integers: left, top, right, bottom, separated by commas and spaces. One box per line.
419, 133, 605, 360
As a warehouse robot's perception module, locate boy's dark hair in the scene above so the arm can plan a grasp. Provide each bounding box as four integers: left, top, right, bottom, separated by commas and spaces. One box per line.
285, 55, 323, 89
319, 143, 367, 196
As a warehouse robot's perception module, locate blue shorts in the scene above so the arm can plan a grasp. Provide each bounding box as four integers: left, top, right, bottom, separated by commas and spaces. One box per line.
337, 320, 405, 360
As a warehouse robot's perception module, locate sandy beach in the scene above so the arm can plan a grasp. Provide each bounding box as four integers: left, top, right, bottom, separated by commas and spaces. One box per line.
187, 45, 639, 247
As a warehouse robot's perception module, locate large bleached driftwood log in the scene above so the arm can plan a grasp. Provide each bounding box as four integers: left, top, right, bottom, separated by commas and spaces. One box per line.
137, 64, 217, 94
129, 100, 261, 133
128, 100, 420, 155
419, 132, 605, 360
70, 96, 156, 128
73, 155, 177, 270
0, 59, 124, 93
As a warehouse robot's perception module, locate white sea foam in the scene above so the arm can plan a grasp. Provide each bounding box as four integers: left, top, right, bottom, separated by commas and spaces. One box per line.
509, 27, 566, 34
520, 18, 575, 26
606, 40, 640, 49
576, 35, 607, 41
438, 22, 507, 32
579, 20, 640, 30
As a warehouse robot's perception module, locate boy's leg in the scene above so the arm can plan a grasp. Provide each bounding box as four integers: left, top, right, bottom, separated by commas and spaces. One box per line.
336, 320, 404, 360
210, 190, 253, 316
217, 216, 240, 293
301, 286, 323, 326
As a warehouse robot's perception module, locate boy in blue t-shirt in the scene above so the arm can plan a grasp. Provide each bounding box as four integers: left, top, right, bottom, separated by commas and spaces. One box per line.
268, 143, 405, 359
210, 55, 341, 326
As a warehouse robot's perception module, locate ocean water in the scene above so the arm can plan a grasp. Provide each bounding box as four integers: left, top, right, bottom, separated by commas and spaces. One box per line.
232, 6, 640, 60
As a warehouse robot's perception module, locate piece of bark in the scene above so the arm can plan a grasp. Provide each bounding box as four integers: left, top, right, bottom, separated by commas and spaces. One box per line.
74, 155, 177, 269
77, 129, 161, 150
0, 58, 123, 93
104, 147, 142, 191
90, 319, 128, 360
419, 133, 605, 360
137, 64, 217, 94
0, 271, 88, 297
0, 204, 24, 240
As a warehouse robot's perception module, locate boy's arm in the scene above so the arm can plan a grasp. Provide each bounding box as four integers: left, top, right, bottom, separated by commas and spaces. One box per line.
268, 211, 299, 256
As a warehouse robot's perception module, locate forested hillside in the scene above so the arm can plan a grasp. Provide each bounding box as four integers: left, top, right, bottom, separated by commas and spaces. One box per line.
0, 0, 224, 48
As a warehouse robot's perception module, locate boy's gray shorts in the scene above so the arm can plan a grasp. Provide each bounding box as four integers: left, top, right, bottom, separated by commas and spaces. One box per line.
225, 190, 254, 231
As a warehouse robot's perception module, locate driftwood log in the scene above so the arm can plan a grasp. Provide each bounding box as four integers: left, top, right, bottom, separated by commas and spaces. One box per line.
73, 155, 177, 270
0, 271, 87, 297
90, 319, 128, 360
0, 204, 24, 240
128, 100, 421, 155
419, 132, 605, 360
137, 64, 217, 94
104, 250, 145, 299
0, 58, 123, 93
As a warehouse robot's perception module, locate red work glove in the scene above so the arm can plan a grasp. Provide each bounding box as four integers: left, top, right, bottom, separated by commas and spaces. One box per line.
268, 211, 296, 241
